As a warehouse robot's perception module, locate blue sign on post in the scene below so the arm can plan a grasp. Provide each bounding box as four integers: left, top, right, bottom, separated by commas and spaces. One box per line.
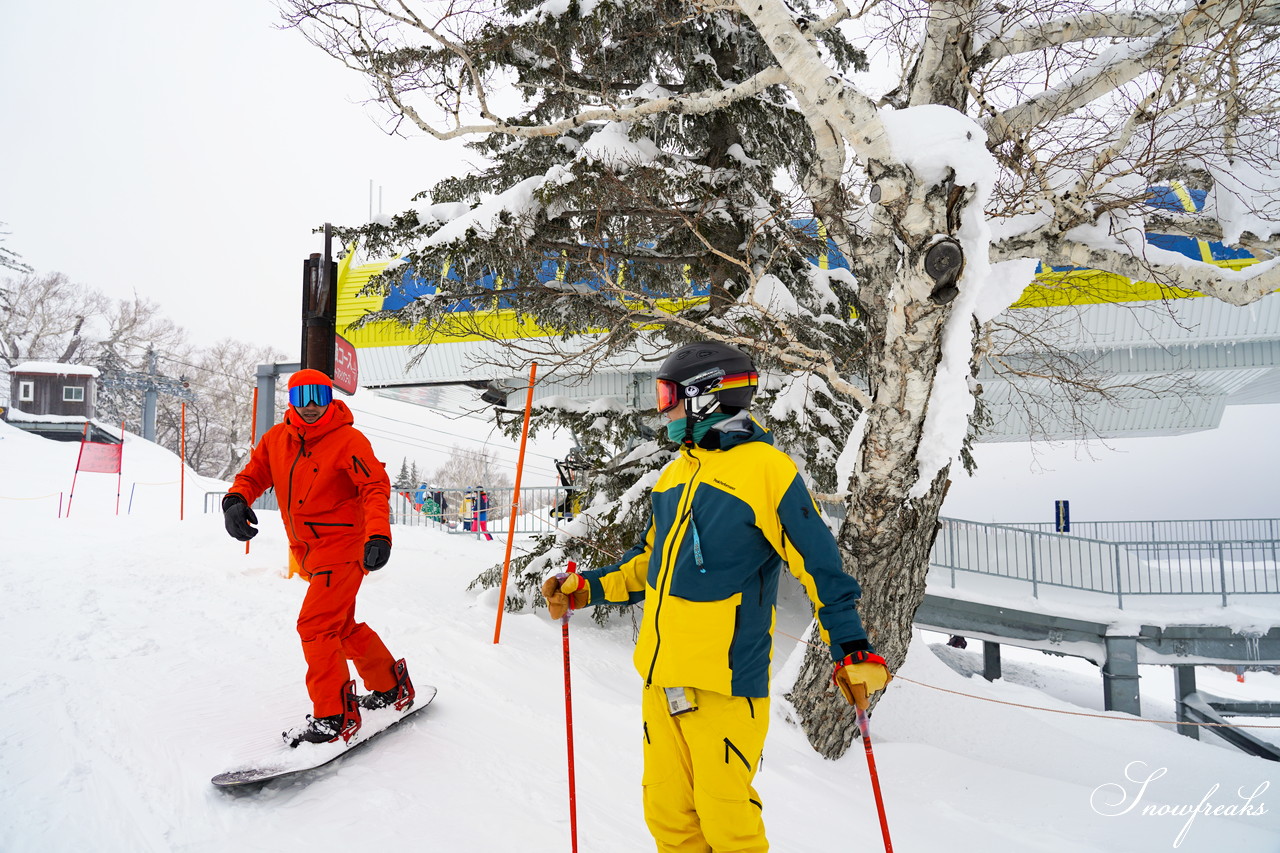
1055, 500, 1071, 533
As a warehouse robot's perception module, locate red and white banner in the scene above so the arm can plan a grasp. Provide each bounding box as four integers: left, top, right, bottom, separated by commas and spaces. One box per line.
76, 441, 123, 474
334, 333, 359, 395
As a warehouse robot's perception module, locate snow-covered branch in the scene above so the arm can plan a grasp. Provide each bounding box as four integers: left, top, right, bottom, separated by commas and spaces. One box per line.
394, 65, 790, 141
976, 9, 1180, 66
732, 0, 890, 163
986, 0, 1273, 145
1042, 235, 1280, 306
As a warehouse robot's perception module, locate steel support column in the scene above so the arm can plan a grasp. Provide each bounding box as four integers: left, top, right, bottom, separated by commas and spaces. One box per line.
983, 641, 1002, 681
1174, 665, 1199, 740
1102, 635, 1141, 716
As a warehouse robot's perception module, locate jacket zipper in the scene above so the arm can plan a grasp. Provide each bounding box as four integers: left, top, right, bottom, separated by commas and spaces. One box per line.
724, 737, 751, 771
645, 450, 701, 687
286, 434, 312, 570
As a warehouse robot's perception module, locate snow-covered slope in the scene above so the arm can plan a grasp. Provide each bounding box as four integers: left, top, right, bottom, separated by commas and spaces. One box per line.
1, 419, 1276, 852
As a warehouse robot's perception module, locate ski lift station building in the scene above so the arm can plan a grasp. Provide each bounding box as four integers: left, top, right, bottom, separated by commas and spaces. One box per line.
332, 186, 1279, 442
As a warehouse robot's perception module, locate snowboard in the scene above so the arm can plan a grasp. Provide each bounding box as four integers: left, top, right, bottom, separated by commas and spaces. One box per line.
211, 685, 437, 788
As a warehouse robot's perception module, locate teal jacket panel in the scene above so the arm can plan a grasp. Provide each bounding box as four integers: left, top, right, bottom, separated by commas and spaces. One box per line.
579, 415, 870, 698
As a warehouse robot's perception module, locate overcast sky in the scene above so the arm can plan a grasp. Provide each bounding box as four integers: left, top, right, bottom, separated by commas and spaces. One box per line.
2, 0, 464, 354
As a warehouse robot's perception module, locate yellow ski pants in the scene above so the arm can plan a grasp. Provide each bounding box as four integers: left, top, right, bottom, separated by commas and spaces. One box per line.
641, 683, 770, 853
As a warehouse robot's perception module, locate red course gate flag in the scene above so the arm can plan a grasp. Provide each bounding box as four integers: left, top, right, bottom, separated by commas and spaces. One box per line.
77, 442, 123, 474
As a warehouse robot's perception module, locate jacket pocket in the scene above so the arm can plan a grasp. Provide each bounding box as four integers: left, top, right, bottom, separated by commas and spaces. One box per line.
724, 737, 752, 771
302, 521, 355, 539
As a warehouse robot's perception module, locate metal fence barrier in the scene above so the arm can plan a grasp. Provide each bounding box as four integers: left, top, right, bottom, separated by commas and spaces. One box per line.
930, 517, 1280, 608
206, 486, 582, 540
388, 486, 582, 539
996, 517, 1280, 543
204, 490, 279, 513
202, 490, 1277, 606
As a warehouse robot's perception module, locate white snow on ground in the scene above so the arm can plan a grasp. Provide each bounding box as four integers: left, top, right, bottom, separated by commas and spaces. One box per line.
1, 419, 1277, 852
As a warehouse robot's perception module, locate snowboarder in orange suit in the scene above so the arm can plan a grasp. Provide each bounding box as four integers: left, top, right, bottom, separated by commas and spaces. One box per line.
221, 369, 414, 745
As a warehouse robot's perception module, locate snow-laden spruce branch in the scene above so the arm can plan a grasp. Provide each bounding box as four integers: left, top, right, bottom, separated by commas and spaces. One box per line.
397, 63, 789, 139
289, 0, 798, 141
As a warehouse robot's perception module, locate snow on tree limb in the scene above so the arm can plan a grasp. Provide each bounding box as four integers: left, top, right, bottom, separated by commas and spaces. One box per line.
976, 9, 1182, 66
987, 0, 1276, 146
1047, 235, 1280, 306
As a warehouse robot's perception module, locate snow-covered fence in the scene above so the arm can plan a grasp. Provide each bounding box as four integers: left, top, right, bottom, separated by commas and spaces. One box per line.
929, 517, 1280, 608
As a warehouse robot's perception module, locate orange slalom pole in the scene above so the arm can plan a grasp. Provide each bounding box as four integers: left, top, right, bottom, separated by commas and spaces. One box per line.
67, 422, 89, 518
245, 386, 258, 555
854, 686, 894, 852
179, 403, 186, 520
115, 420, 125, 516
492, 360, 537, 644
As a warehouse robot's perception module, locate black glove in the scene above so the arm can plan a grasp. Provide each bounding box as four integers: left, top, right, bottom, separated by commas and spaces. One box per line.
364, 536, 392, 570
222, 494, 258, 541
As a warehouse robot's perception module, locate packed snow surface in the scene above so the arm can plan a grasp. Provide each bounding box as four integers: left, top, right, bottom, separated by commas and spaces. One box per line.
1, 418, 1277, 852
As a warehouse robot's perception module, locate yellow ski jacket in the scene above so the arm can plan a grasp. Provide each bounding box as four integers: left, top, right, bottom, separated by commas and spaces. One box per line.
577, 414, 871, 698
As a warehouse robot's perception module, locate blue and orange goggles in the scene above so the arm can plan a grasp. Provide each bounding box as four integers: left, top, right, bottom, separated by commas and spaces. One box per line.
656, 370, 757, 413
289, 384, 333, 408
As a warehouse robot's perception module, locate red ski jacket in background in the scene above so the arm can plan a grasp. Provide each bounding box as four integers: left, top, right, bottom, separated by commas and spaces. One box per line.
229, 399, 391, 574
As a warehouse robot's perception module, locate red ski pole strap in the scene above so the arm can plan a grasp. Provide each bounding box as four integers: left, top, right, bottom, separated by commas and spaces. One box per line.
832, 651, 887, 676
556, 560, 581, 619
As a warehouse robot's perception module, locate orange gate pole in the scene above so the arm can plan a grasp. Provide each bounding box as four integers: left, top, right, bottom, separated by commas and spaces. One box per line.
179, 403, 186, 520
246, 386, 258, 555
493, 361, 538, 644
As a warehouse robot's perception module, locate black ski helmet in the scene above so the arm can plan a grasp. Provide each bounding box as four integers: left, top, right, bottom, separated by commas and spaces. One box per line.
656, 341, 758, 414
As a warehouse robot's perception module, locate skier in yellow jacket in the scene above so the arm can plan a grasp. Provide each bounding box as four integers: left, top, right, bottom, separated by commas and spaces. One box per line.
542, 341, 890, 853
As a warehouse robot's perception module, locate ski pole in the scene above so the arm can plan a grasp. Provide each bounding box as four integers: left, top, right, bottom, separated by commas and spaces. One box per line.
853, 685, 893, 852
557, 561, 580, 853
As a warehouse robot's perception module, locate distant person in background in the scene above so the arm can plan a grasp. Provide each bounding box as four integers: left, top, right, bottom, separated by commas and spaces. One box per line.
461, 491, 475, 532
460, 489, 494, 540
221, 368, 415, 747
428, 485, 448, 523
475, 489, 493, 541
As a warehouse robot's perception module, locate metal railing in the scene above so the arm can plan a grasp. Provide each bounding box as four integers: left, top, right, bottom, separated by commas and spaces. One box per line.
930, 517, 1280, 608
204, 490, 279, 513
388, 486, 582, 539
206, 485, 583, 540
202, 491, 1278, 606
996, 517, 1280, 543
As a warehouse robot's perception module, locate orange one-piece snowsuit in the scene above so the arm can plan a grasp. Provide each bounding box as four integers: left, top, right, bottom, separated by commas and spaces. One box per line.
229, 399, 399, 717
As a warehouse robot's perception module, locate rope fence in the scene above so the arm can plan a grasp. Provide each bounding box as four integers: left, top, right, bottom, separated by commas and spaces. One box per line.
773, 627, 1280, 731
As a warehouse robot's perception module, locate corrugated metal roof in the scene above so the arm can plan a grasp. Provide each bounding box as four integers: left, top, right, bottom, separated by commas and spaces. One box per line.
973, 295, 1280, 439
350, 291, 1278, 441
997, 293, 1280, 353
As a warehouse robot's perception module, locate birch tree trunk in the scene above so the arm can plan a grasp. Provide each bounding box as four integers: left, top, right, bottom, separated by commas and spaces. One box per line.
787, 158, 970, 757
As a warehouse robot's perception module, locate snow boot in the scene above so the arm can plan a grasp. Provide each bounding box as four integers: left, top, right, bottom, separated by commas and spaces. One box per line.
284, 713, 345, 747
360, 658, 415, 712
284, 679, 361, 747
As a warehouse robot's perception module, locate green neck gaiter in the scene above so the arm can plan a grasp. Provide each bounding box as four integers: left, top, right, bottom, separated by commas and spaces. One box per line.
666, 412, 731, 445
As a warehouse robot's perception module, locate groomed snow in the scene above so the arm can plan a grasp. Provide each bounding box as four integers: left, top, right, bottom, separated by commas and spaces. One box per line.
1, 419, 1277, 852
